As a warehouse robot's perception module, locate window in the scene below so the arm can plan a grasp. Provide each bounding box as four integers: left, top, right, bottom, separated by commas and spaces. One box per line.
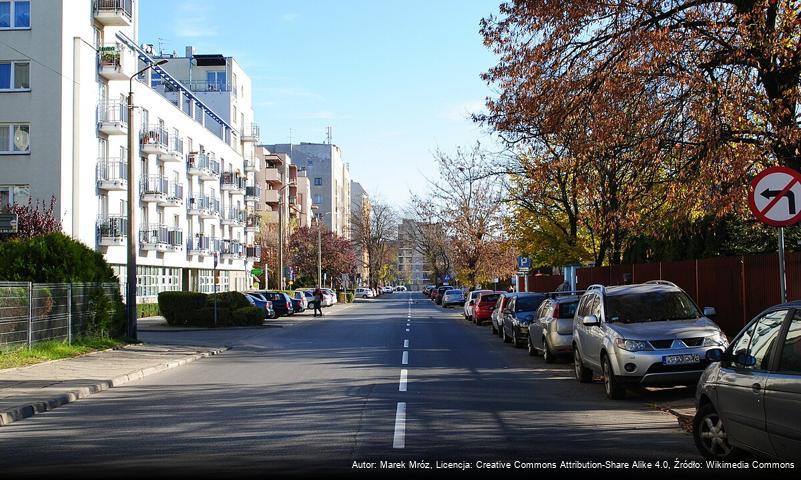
0, 1, 30, 29
0, 123, 30, 153
313, 194, 322, 204
207, 71, 226, 91
314, 177, 322, 186
731, 310, 787, 370
0, 184, 29, 209
0, 61, 29, 90
779, 311, 801, 374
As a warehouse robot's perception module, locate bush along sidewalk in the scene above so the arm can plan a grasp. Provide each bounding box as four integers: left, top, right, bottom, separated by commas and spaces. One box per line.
158, 291, 265, 327
0, 337, 124, 370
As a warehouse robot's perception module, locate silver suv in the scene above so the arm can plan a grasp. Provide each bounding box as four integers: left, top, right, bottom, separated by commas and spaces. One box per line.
572, 281, 727, 400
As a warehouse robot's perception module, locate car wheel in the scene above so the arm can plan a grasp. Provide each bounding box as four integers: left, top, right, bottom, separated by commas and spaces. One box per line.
602, 355, 626, 400
543, 338, 555, 364
574, 348, 593, 383
693, 403, 744, 461
528, 338, 538, 357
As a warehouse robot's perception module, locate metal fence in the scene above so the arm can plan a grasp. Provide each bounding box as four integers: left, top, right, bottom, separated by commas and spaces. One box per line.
0, 282, 121, 350
519, 253, 801, 337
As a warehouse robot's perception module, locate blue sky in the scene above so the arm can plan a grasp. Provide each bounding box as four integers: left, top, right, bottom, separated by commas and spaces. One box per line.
139, 0, 500, 207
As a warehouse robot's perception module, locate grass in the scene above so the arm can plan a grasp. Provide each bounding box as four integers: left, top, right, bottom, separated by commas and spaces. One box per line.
0, 337, 125, 370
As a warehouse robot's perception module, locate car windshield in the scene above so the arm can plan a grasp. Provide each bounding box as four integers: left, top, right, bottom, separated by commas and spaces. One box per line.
516, 295, 545, 312
480, 294, 500, 303
605, 291, 700, 323
446, 290, 462, 295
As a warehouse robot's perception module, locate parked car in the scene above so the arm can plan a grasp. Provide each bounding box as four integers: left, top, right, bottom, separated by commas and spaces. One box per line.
355, 287, 374, 299
323, 288, 337, 305
290, 297, 305, 313
382, 286, 394, 294
395, 286, 407, 292
464, 290, 492, 321
291, 291, 309, 312
295, 289, 315, 308
243, 292, 275, 319
473, 291, 503, 326
693, 302, 800, 461
441, 288, 465, 308
528, 294, 581, 362
423, 285, 436, 297
491, 293, 513, 336
432, 286, 451, 305
501, 293, 548, 347
572, 281, 727, 400
259, 291, 295, 317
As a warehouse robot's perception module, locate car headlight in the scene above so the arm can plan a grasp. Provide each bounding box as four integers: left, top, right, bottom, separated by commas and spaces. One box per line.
615, 338, 653, 352
703, 335, 728, 348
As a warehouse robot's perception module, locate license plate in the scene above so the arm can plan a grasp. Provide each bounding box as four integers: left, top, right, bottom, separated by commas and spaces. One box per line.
663, 354, 701, 366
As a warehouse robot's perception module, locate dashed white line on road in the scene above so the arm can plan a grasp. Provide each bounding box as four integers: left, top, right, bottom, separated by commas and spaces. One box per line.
406, 328, 410, 332
393, 402, 406, 449
399, 369, 408, 392
404, 339, 409, 348
402, 351, 408, 365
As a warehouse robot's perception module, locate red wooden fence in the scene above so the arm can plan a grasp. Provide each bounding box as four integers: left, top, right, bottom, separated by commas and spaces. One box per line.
519, 252, 794, 336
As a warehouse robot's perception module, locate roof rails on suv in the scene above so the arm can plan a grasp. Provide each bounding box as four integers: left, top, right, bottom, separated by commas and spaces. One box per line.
645, 280, 678, 287
586, 284, 606, 293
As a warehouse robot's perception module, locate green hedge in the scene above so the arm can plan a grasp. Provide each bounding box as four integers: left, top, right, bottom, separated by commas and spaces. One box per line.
158, 292, 207, 326
346, 292, 355, 303
137, 303, 160, 318
231, 307, 264, 326
0, 233, 116, 283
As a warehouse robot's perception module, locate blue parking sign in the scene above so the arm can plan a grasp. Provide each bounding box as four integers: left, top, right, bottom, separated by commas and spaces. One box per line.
517, 257, 531, 272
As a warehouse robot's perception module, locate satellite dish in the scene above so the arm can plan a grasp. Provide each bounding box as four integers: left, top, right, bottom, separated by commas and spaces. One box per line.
14, 128, 30, 151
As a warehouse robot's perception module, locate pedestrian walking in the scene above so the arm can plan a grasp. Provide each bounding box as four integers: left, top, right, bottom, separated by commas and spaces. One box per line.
313, 287, 324, 317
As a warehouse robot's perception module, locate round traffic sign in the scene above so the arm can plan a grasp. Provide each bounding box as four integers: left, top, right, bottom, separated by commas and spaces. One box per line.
749, 166, 801, 227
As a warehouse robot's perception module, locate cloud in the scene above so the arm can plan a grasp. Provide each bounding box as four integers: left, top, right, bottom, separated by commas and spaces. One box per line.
444, 100, 486, 122
174, 1, 219, 38
280, 13, 299, 23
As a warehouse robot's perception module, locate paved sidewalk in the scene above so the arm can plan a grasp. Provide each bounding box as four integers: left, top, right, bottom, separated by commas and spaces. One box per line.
0, 343, 226, 426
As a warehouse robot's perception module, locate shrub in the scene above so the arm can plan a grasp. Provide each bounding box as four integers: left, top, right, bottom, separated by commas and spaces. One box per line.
158, 292, 207, 326
338, 292, 347, 303
0, 233, 116, 283
346, 292, 355, 303
85, 287, 113, 337
137, 303, 160, 318
231, 307, 264, 326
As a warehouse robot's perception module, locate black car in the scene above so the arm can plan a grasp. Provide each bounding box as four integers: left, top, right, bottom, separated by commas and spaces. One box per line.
501, 293, 548, 348
258, 291, 295, 317
290, 297, 305, 313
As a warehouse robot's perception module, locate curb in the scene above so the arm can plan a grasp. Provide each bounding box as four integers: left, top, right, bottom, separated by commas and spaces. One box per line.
0, 346, 228, 427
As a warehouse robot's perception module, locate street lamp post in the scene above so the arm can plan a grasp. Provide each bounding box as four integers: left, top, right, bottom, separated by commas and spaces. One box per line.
277, 183, 290, 291
126, 59, 167, 340
311, 207, 330, 287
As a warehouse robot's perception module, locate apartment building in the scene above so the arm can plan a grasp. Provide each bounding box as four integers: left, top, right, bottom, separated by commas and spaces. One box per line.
398, 219, 432, 291
350, 181, 369, 284
263, 142, 351, 238
0, 1, 261, 300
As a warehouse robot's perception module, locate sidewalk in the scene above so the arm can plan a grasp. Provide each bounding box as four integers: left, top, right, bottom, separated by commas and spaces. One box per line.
0, 343, 226, 426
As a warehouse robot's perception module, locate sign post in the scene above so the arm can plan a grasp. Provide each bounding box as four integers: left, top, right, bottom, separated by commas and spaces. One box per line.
516, 257, 531, 293
748, 166, 801, 303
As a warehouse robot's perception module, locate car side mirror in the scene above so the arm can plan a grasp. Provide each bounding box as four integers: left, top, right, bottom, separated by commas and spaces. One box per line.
734, 352, 757, 367
706, 348, 724, 363
703, 307, 717, 317
582, 315, 600, 327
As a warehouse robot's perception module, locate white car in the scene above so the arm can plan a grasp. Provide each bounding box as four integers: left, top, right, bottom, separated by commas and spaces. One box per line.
381, 286, 394, 294
323, 288, 337, 305
355, 287, 373, 299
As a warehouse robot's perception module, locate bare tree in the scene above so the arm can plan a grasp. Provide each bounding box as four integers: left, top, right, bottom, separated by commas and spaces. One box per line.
351, 199, 399, 289
403, 208, 453, 286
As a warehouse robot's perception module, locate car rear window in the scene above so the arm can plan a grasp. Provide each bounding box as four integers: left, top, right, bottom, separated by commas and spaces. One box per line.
480, 294, 500, 303
516, 295, 546, 312
558, 301, 579, 318
605, 291, 700, 323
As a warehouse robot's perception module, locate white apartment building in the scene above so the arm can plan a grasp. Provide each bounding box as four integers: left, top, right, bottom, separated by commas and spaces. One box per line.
0, 1, 261, 301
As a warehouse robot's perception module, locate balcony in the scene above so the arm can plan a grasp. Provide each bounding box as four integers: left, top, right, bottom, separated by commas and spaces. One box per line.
221, 172, 246, 194
242, 123, 260, 143
221, 208, 246, 226
93, 0, 134, 26
140, 176, 184, 207
160, 135, 184, 163
262, 188, 279, 204
245, 214, 261, 233
187, 235, 217, 256
187, 152, 220, 180
140, 225, 183, 252
289, 195, 301, 212
244, 157, 258, 173
244, 185, 262, 203
98, 44, 128, 80
263, 167, 281, 184
97, 101, 128, 135
221, 239, 244, 260
97, 216, 127, 247
141, 125, 169, 155
96, 158, 127, 191
187, 196, 220, 219
246, 245, 261, 261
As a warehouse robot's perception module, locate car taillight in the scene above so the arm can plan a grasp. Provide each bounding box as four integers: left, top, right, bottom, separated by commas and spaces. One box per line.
553, 303, 560, 319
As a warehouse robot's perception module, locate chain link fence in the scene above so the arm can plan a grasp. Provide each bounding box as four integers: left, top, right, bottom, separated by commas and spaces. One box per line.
0, 282, 122, 351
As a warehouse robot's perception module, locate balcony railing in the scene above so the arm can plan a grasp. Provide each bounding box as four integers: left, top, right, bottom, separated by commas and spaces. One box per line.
223, 208, 246, 224
246, 185, 262, 200
97, 101, 128, 129
221, 239, 244, 257
187, 195, 221, 216
141, 125, 169, 152
94, 0, 133, 20
169, 135, 184, 155
140, 176, 183, 201
97, 158, 127, 189
242, 123, 260, 142
97, 216, 127, 240
187, 152, 221, 178
221, 172, 246, 191
140, 224, 183, 247
188, 235, 221, 254
184, 80, 232, 93
246, 214, 261, 230
246, 245, 261, 260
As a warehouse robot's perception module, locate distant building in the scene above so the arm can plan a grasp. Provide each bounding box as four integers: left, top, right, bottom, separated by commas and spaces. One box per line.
350, 181, 370, 285
262, 143, 351, 238
397, 219, 431, 291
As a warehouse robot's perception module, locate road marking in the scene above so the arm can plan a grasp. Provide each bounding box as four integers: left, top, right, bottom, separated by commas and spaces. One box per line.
406, 328, 410, 332
393, 402, 406, 449
404, 339, 409, 348
402, 351, 408, 365
399, 369, 408, 392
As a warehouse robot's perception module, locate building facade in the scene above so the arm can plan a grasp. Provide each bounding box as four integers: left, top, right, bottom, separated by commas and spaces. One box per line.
398, 219, 431, 291
350, 180, 369, 285
0, 1, 261, 301
263, 142, 351, 238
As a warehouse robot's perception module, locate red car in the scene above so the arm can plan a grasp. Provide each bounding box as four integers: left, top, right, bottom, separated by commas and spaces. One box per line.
473, 291, 504, 325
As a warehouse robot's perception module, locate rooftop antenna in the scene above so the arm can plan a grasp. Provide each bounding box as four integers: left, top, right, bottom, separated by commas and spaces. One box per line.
326, 126, 333, 145
157, 37, 168, 56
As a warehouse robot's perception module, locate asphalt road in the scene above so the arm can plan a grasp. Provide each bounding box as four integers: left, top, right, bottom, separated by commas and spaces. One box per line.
0, 293, 700, 478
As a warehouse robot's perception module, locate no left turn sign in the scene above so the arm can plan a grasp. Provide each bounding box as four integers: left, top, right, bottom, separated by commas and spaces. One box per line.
749, 166, 801, 227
